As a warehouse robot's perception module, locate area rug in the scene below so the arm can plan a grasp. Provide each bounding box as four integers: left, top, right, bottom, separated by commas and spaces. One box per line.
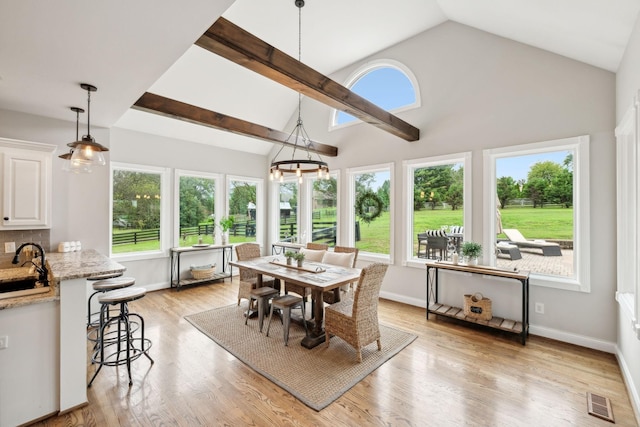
185, 304, 417, 411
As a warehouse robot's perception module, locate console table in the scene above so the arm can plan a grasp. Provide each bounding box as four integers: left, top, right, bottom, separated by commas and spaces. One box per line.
425, 260, 529, 344
170, 245, 233, 290
271, 241, 303, 255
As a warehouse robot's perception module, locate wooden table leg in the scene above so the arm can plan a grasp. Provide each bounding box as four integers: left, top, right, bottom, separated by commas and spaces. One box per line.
301, 288, 327, 349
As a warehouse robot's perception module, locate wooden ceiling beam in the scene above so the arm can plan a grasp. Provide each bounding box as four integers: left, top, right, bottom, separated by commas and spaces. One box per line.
195, 17, 420, 142
132, 92, 338, 157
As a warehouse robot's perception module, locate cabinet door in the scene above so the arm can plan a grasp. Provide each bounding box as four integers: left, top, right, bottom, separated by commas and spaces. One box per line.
2, 149, 52, 229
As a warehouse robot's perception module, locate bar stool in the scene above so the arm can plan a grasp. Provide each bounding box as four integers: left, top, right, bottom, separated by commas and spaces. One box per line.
88, 287, 154, 387
245, 286, 279, 332
86, 274, 130, 328
266, 294, 308, 346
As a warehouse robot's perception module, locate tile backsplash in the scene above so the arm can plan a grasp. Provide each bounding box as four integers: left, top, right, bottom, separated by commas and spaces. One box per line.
0, 229, 51, 269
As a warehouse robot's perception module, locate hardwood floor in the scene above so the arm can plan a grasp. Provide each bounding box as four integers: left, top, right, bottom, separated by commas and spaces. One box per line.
36, 278, 637, 426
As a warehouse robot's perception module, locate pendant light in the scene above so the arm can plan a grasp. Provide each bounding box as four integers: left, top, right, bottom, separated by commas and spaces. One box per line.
67, 83, 109, 171
59, 106, 92, 173
269, 0, 329, 184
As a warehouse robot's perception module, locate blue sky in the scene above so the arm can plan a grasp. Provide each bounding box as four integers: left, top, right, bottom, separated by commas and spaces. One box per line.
496, 151, 569, 182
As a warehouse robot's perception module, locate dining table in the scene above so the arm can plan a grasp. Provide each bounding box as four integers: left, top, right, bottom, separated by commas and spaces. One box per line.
230, 255, 362, 349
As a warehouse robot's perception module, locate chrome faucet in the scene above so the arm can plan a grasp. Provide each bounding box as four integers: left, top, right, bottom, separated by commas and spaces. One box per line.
12, 243, 49, 287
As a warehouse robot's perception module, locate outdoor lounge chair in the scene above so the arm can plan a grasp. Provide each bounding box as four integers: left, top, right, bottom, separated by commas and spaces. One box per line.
502, 229, 562, 256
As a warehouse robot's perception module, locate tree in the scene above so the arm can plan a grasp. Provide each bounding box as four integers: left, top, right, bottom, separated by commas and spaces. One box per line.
525, 177, 548, 208
496, 176, 519, 208
377, 180, 390, 208
179, 177, 215, 228
112, 170, 161, 229
444, 183, 463, 210
229, 181, 256, 220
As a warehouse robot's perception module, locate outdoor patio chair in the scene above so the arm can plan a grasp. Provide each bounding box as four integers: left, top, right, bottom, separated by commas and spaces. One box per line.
502, 229, 562, 256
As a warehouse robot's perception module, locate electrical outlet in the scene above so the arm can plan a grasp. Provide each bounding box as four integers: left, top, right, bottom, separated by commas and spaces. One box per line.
0, 336, 8, 349
4, 242, 15, 253
535, 302, 545, 314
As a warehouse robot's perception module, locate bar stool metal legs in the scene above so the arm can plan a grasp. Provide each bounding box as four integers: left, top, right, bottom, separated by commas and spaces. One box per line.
88, 287, 153, 387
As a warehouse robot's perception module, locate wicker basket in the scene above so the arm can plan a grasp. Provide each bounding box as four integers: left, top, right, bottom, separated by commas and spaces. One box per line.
463, 292, 492, 320
190, 264, 216, 280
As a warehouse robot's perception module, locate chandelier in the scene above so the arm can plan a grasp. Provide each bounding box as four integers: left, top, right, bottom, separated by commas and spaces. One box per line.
269, 0, 329, 183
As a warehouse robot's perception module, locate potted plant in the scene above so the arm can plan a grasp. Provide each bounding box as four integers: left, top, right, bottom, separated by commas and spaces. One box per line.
293, 251, 305, 267
218, 216, 235, 245
460, 241, 482, 265
284, 250, 296, 266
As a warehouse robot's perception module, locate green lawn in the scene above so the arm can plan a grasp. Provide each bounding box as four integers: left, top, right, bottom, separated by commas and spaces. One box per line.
112, 207, 573, 254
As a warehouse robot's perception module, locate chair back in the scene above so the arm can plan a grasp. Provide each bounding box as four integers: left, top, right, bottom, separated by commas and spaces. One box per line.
235, 243, 261, 281
333, 246, 359, 268
503, 229, 526, 242
306, 242, 329, 251
352, 263, 388, 318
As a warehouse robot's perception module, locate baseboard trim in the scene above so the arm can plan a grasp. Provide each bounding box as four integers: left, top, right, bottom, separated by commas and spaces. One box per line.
379, 292, 616, 353
615, 346, 640, 426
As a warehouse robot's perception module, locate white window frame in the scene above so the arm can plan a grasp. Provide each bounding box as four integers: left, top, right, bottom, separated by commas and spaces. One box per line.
330, 59, 420, 130
227, 174, 264, 246
173, 169, 223, 247
346, 162, 394, 263
615, 96, 639, 333
483, 135, 590, 292
109, 162, 171, 261
403, 152, 472, 269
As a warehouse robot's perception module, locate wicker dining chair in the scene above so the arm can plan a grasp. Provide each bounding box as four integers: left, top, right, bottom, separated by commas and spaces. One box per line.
324, 262, 388, 362
284, 242, 329, 305
322, 245, 359, 305
235, 243, 277, 307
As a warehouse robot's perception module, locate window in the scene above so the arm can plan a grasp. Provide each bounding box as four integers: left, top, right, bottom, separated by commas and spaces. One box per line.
174, 170, 221, 247
310, 174, 338, 247
110, 163, 170, 257
615, 101, 638, 327
227, 176, 263, 244
278, 180, 299, 242
483, 136, 590, 291
404, 153, 472, 265
332, 60, 419, 128
347, 163, 393, 261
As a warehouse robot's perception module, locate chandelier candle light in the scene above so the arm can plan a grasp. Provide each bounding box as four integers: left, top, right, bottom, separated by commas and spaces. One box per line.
269, 0, 329, 184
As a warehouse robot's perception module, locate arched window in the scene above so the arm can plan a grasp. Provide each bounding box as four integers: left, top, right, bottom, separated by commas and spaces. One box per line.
332, 60, 419, 127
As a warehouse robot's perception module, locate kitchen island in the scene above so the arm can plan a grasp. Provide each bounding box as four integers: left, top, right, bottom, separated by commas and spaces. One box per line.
0, 249, 125, 426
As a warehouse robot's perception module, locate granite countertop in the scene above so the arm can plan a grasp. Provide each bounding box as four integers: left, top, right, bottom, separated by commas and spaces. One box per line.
47, 249, 125, 281
0, 249, 125, 310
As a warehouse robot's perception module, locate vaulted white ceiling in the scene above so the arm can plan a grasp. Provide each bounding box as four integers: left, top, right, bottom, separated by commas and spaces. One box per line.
0, 0, 638, 155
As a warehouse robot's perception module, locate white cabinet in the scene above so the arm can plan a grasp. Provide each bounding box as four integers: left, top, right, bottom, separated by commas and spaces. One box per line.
0, 137, 55, 229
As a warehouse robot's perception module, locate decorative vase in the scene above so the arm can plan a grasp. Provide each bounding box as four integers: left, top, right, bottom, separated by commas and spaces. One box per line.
221, 233, 228, 245
297, 259, 303, 267
467, 257, 478, 266
286, 258, 292, 266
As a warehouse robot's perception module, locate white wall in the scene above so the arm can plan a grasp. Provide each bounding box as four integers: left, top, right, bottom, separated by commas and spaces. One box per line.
615, 11, 640, 421
301, 21, 617, 347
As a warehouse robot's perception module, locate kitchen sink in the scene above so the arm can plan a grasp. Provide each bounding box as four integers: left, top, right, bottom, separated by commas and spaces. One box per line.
0, 268, 51, 300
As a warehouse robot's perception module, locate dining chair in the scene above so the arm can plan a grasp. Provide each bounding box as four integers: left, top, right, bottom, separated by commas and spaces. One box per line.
322, 245, 359, 305
235, 243, 277, 308
324, 263, 389, 362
